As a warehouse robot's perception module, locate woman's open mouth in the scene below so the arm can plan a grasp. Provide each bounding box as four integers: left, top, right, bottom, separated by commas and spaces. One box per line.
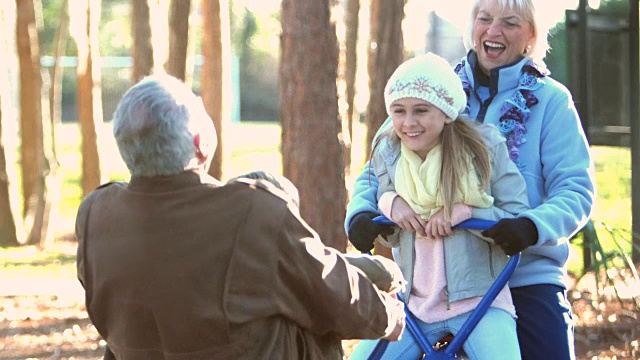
483, 41, 505, 58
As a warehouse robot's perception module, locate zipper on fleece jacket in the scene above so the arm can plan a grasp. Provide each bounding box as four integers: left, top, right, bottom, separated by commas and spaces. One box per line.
489, 242, 495, 278
443, 240, 451, 310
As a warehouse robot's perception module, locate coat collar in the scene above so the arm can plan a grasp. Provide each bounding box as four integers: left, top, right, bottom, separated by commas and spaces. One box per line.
128, 171, 222, 192
467, 52, 523, 92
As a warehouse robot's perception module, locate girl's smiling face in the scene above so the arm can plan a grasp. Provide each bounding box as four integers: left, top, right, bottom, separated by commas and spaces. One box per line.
472, 0, 535, 74
390, 98, 452, 160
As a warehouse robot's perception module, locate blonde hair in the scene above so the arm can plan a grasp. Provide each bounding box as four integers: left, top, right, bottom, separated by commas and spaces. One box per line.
440, 119, 492, 219
465, 0, 551, 65
371, 118, 492, 221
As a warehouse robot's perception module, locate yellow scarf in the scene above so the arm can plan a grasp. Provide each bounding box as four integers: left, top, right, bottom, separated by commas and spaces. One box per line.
395, 142, 494, 220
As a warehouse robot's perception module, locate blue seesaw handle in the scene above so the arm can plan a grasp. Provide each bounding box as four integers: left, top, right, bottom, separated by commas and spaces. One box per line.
372, 215, 396, 226
373, 215, 496, 231
367, 217, 521, 359
443, 253, 521, 357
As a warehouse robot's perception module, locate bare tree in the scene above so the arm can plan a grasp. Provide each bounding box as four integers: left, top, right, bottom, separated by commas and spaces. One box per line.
280, 0, 347, 251
33, 0, 70, 248
49, 0, 69, 159
343, 0, 359, 172
71, 0, 104, 197
16, 0, 44, 219
364, 0, 404, 156
165, 0, 191, 80
0, 1, 24, 246
0, 100, 20, 246
363, 0, 404, 258
131, 0, 153, 83
201, 0, 231, 179
16, 0, 55, 246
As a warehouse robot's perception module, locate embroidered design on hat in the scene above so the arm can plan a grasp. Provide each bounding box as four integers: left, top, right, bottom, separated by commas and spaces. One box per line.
387, 78, 456, 107
385, 53, 466, 120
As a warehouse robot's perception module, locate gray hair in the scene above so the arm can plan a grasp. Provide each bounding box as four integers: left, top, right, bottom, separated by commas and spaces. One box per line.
465, 0, 551, 65
113, 74, 215, 176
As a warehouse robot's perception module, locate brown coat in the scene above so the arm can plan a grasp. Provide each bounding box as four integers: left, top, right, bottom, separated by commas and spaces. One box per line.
76, 171, 404, 360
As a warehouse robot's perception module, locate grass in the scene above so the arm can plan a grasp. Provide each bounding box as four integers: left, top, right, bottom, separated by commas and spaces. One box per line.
0, 121, 633, 279
0, 244, 77, 278
590, 146, 631, 229
567, 146, 632, 276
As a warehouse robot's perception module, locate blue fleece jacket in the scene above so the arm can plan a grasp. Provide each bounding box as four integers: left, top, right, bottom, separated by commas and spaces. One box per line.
345, 53, 596, 289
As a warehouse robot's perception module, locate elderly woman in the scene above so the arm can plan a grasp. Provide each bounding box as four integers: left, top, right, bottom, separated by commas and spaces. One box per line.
345, 0, 595, 359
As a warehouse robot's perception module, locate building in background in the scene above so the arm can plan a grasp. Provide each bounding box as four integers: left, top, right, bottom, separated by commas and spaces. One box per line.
424, 11, 467, 65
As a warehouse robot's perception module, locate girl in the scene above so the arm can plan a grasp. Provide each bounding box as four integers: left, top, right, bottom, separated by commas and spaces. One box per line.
348, 53, 529, 360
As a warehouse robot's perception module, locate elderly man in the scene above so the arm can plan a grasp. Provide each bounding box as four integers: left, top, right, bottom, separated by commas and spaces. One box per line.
75, 74, 405, 360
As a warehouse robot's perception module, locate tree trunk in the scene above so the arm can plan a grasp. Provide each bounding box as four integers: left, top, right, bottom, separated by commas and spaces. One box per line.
0, 1, 25, 246
165, 0, 191, 81
37, 65, 55, 248
16, 0, 44, 219
280, 0, 347, 251
364, 0, 404, 156
0, 3, 20, 246
366, 0, 379, 96
73, 0, 104, 197
16, 0, 54, 246
34, 0, 68, 248
49, 0, 69, 159
0, 101, 20, 246
131, 0, 153, 83
343, 0, 359, 172
364, 0, 404, 258
201, 0, 231, 180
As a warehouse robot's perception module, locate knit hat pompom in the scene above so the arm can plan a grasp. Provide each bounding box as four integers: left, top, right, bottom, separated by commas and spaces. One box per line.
384, 53, 466, 120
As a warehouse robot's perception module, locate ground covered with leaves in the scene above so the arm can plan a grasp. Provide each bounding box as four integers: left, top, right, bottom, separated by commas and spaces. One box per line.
1, 240, 639, 359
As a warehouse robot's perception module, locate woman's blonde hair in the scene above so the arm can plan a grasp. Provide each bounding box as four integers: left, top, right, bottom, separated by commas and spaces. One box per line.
371, 118, 492, 221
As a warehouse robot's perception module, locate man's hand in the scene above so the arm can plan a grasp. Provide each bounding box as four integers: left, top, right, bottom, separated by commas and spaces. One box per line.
348, 212, 394, 252
343, 254, 406, 293
481, 217, 538, 256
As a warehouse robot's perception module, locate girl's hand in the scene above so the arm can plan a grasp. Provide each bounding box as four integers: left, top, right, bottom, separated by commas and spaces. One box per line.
424, 210, 452, 240
425, 204, 472, 240
390, 196, 427, 237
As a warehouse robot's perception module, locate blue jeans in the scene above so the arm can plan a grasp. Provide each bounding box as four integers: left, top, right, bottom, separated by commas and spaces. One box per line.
348, 308, 520, 360
511, 284, 575, 360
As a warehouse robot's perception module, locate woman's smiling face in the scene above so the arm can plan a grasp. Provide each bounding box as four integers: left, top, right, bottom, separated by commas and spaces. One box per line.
472, 0, 535, 74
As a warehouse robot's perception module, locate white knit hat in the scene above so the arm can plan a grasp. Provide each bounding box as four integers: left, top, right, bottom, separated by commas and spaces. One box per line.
384, 53, 466, 120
